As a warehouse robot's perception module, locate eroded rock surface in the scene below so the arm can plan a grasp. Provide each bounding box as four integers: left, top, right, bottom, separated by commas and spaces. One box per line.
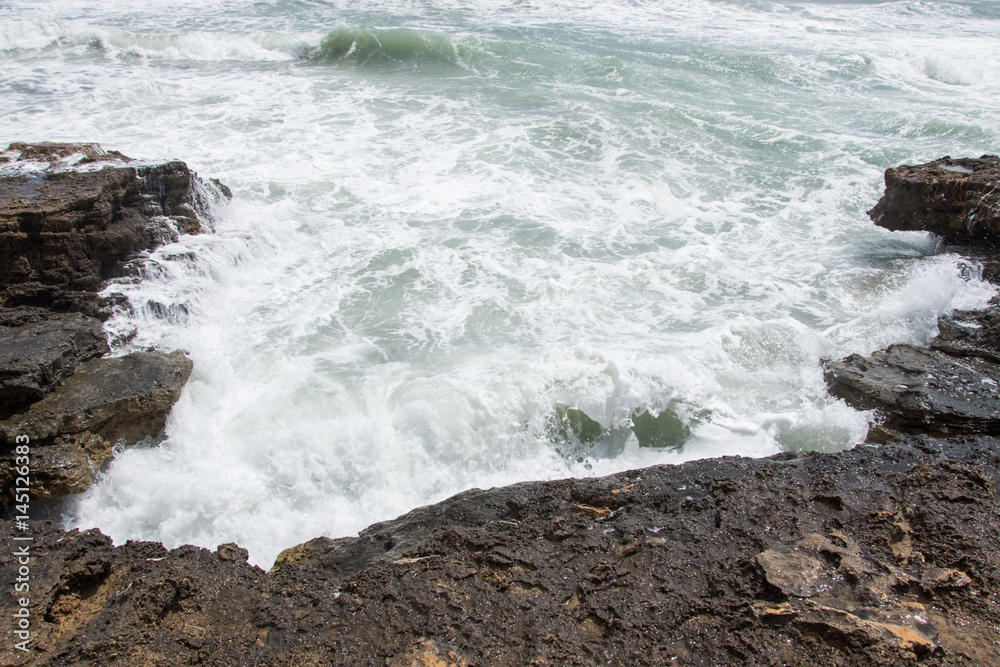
826, 157, 1000, 441
3, 436, 998, 666
868, 155, 1000, 243
0, 313, 108, 416
0, 141, 229, 317
0, 143, 220, 502
825, 343, 1000, 439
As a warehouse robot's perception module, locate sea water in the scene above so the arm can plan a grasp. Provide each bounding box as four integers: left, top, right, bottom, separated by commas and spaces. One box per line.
2, 0, 998, 567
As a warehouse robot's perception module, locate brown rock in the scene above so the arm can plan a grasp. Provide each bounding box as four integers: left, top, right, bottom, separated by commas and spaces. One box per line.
0, 141, 230, 316
2, 435, 998, 666
0, 350, 192, 499
0, 143, 226, 501
868, 155, 1000, 243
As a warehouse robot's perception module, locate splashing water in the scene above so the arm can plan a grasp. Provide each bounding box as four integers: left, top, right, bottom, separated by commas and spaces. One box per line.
2, 0, 997, 565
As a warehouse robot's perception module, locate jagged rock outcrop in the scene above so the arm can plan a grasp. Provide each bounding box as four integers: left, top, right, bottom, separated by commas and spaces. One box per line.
827, 156, 1000, 441
868, 155, 1000, 243
0, 143, 223, 502
0, 350, 193, 498
2, 435, 997, 666
0, 141, 229, 317
824, 343, 1000, 440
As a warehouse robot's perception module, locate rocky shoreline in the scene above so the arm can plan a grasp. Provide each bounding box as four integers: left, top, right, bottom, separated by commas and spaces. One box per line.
2, 148, 999, 665
0, 142, 229, 501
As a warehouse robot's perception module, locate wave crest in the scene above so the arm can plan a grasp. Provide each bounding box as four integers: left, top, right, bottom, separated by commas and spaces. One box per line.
314, 26, 458, 69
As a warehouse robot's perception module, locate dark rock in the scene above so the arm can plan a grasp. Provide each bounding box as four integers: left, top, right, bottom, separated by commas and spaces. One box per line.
0, 313, 109, 416
2, 435, 998, 665
0, 143, 224, 502
0, 350, 192, 499
826, 159, 1000, 440
932, 298, 1000, 363
824, 344, 1000, 439
0, 349, 192, 444
0, 141, 230, 317
868, 155, 1000, 244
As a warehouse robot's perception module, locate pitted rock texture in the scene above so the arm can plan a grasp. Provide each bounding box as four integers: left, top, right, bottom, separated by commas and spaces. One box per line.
868, 155, 1000, 244
2, 436, 998, 666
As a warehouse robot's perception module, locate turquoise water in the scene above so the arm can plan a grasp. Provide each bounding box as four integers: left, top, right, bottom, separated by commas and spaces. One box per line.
2, 0, 998, 566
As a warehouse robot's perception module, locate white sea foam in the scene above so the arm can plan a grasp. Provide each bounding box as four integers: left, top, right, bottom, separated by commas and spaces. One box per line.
2, 0, 998, 566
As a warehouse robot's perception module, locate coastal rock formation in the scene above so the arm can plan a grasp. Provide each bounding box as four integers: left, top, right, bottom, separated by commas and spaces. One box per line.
868, 155, 1000, 243
0, 350, 193, 498
0, 313, 108, 415
826, 156, 1000, 441
0, 141, 229, 317
0, 143, 222, 501
824, 343, 1000, 440
2, 435, 997, 665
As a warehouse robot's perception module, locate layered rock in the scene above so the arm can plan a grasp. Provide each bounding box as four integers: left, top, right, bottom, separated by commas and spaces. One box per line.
0, 351, 193, 498
2, 435, 997, 666
868, 155, 1000, 243
0, 313, 108, 415
0, 141, 229, 317
1, 142, 225, 501
826, 156, 1000, 441
825, 344, 1000, 440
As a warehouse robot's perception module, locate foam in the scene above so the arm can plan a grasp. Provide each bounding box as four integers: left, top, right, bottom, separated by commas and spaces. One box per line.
4, 0, 995, 567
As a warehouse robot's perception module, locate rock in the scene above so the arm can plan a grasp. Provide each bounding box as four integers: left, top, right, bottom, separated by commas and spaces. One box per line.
0, 350, 193, 499
824, 344, 1000, 438
2, 435, 998, 665
0, 141, 230, 317
0, 143, 224, 502
757, 545, 835, 598
868, 155, 1000, 243
0, 350, 193, 444
932, 298, 1000, 363
0, 313, 109, 416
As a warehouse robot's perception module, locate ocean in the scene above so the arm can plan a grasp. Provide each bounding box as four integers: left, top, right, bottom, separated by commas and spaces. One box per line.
2, 0, 998, 567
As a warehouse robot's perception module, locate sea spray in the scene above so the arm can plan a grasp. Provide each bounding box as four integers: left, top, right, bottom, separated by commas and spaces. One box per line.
2, 0, 996, 566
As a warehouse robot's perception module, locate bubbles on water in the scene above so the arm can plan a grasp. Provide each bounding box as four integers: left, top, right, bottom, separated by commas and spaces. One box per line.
11, 0, 998, 566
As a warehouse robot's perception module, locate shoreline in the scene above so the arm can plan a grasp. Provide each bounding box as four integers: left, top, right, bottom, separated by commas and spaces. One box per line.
2, 145, 999, 664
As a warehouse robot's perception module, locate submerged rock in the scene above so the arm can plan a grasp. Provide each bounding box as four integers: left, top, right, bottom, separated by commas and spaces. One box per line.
2, 435, 998, 665
868, 154, 1000, 244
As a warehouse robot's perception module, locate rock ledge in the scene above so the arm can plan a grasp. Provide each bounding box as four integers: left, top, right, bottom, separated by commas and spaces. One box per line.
1, 143, 225, 500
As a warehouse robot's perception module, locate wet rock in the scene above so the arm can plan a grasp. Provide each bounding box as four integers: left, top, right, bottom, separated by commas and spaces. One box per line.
0, 313, 109, 416
756, 533, 859, 598
2, 435, 998, 666
868, 155, 1000, 244
824, 344, 1000, 438
0, 350, 192, 499
0, 143, 224, 502
0, 141, 230, 316
932, 298, 1000, 363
